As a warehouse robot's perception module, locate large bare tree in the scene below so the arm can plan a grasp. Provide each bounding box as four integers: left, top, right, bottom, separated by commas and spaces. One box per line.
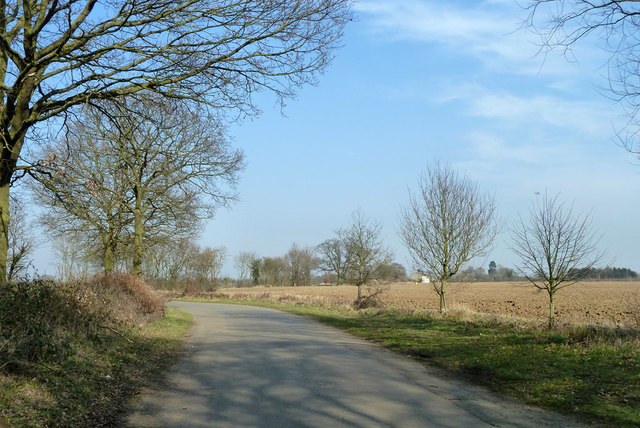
0, 0, 353, 282
34, 97, 244, 276
144, 238, 198, 283
33, 131, 131, 273
261, 256, 288, 286
399, 163, 497, 312
511, 192, 604, 328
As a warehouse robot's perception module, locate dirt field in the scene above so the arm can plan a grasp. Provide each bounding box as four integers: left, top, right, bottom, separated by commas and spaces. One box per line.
212, 281, 640, 327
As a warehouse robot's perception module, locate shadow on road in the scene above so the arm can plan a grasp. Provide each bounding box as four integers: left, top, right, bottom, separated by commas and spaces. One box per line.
125, 302, 584, 428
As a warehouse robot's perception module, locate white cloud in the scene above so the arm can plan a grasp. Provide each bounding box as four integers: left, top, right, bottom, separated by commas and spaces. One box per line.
439, 82, 620, 137
355, 0, 512, 45
354, 0, 605, 77
469, 92, 618, 136
465, 131, 566, 164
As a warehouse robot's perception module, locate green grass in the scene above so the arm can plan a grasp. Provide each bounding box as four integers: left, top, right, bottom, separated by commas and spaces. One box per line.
0, 306, 192, 427
184, 297, 640, 427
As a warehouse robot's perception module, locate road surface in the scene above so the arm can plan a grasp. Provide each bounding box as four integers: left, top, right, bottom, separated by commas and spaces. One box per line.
125, 302, 585, 427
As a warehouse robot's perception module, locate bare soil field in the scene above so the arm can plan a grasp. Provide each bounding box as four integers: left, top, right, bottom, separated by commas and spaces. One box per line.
209, 281, 640, 327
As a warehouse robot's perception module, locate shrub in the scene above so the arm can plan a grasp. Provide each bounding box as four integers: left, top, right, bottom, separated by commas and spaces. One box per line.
0, 280, 101, 368
85, 273, 165, 327
0, 274, 165, 372
352, 286, 386, 310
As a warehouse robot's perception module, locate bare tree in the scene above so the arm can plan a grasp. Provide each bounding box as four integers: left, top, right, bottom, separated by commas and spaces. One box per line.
376, 262, 407, 282
286, 243, 303, 287
286, 243, 317, 286
33, 97, 244, 276
262, 257, 289, 286
300, 247, 319, 286
190, 246, 226, 287
235, 252, 259, 282
143, 238, 199, 283
399, 163, 497, 312
511, 192, 604, 328
0, 0, 353, 282
52, 232, 92, 282
7, 196, 35, 280
32, 131, 131, 274
340, 210, 392, 303
317, 238, 350, 285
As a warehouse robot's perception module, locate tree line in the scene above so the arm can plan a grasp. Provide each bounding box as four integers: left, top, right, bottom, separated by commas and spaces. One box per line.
13, 156, 626, 329
12, 146, 616, 329
570, 267, 638, 281
454, 264, 638, 282
0, 0, 354, 283
3, 0, 638, 331
234, 212, 406, 296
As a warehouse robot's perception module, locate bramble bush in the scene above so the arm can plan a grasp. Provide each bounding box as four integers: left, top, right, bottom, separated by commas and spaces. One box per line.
0, 273, 165, 372
85, 273, 165, 327
0, 280, 92, 368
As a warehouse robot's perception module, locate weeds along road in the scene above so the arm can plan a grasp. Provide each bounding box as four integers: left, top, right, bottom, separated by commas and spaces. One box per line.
126, 302, 584, 428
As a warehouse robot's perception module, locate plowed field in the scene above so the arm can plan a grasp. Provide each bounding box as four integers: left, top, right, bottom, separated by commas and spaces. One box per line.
213, 281, 640, 327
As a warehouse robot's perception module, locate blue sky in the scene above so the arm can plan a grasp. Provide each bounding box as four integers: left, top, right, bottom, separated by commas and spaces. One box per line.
33, 0, 640, 277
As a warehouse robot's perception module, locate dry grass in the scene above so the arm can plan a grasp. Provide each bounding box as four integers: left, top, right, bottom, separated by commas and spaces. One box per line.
85, 273, 166, 327
186, 280, 640, 327
0, 274, 166, 371
630, 292, 640, 328
0, 274, 180, 427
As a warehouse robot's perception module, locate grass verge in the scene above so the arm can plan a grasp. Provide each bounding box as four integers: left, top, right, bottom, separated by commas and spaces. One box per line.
0, 306, 192, 427
181, 297, 640, 427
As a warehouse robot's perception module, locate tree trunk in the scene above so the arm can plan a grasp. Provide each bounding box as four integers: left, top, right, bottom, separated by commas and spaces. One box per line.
104, 244, 115, 274
132, 197, 144, 277
439, 279, 447, 312
2, 79, 35, 284
548, 291, 555, 329
0, 182, 9, 283
0, 127, 28, 285
357, 283, 362, 303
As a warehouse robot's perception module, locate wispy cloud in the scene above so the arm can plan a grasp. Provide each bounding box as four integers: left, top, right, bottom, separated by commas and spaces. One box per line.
438, 81, 620, 137
355, 0, 513, 46
440, 85, 626, 193
354, 0, 603, 77
468, 92, 618, 136
465, 131, 567, 164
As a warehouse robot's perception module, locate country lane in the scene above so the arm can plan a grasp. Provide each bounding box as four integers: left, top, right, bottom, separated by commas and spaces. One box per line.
125, 302, 585, 428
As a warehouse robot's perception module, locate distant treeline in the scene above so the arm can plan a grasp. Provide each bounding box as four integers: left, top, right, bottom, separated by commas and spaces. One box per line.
451, 265, 639, 282
571, 267, 638, 281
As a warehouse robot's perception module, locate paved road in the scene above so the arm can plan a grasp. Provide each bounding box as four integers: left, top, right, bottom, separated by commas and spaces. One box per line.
125, 302, 585, 428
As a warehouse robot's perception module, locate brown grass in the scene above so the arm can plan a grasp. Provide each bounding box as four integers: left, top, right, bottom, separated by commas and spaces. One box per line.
0, 274, 173, 427
0, 274, 166, 373
85, 273, 166, 327
184, 281, 640, 327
